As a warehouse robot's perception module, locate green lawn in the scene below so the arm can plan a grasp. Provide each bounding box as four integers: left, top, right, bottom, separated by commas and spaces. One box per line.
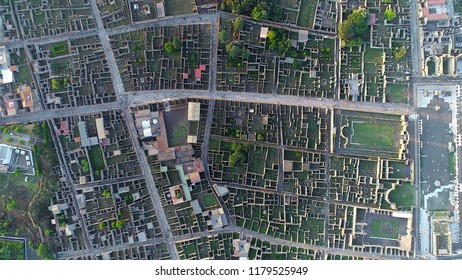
164, 0, 194, 16
209, 139, 220, 151
351, 122, 396, 148
388, 161, 407, 179
0, 240, 25, 260
203, 193, 218, 208
370, 219, 400, 239
386, 83, 408, 103
171, 122, 188, 147
248, 147, 266, 175
388, 183, 415, 210
364, 45, 384, 64
449, 152, 456, 175
88, 146, 105, 171
297, 0, 318, 28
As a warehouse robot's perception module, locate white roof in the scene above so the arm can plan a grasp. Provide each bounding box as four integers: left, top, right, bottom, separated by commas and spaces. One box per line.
0, 144, 13, 164
95, 118, 105, 140
188, 102, 201, 121
1, 69, 13, 83
141, 120, 151, 128
143, 127, 152, 137
156, 2, 165, 18
260, 27, 269, 38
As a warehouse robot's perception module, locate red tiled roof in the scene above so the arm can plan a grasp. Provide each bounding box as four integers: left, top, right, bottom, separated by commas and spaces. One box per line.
195, 68, 202, 79
369, 13, 377, 25
428, 0, 446, 5
60, 120, 69, 135
422, 7, 449, 20
199, 64, 206, 71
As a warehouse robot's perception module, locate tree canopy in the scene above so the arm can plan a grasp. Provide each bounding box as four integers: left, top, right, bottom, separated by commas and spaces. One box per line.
172, 37, 181, 50
51, 79, 61, 90
233, 17, 245, 32
394, 47, 407, 60
267, 29, 293, 54
37, 243, 54, 260
225, 42, 251, 60
81, 159, 90, 173
384, 7, 396, 20
338, 8, 370, 47
164, 42, 173, 53
218, 30, 230, 44
222, 0, 281, 21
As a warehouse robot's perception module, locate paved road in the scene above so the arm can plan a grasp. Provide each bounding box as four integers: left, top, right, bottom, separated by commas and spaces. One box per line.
58, 224, 404, 260
410, 0, 423, 76
90, 0, 178, 260
0, 89, 412, 126
127, 90, 415, 115
0, 102, 122, 125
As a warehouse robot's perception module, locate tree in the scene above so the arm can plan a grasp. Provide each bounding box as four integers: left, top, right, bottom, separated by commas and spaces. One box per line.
242, 48, 251, 60
116, 220, 125, 228
384, 7, 396, 20
218, 30, 230, 44
233, 16, 245, 32
251, 5, 268, 20
257, 133, 264, 141
6, 199, 16, 211
394, 47, 407, 60
98, 222, 105, 230
226, 42, 241, 59
37, 243, 54, 260
81, 159, 90, 173
164, 42, 173, 53
51, 79, 61, 90
102, 189, 111, 198
172, 37, 181, 50
2, 128, 8, 134
338, 8, 370, 47
13, 168, 22, 176
267, 30, 276, 42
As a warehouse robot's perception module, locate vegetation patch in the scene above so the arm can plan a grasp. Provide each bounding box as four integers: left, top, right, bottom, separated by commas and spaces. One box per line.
0, 239, 25, 260
203, 193, 218, 208
351, 122, 396, 148
370, 219, 400, 239
388, 183, 415, 210
50, 42, 69, 57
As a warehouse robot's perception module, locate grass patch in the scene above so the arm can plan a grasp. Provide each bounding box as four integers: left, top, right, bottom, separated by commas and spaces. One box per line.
364, 46, 384, 64
171, 122, 187, 147
351, 122, 396, 148
297, 0, 318, 28
0, 239, 25, 260
203, 193, 218, 208
209, 139, 220, 151
370, 219, 400, 239
88, 146, 105, 171
449, 152, 456, 175
50, 42, 69, 57
386, 83, 408, 103
248, 147, 266, 175
388, 183, 415, 210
